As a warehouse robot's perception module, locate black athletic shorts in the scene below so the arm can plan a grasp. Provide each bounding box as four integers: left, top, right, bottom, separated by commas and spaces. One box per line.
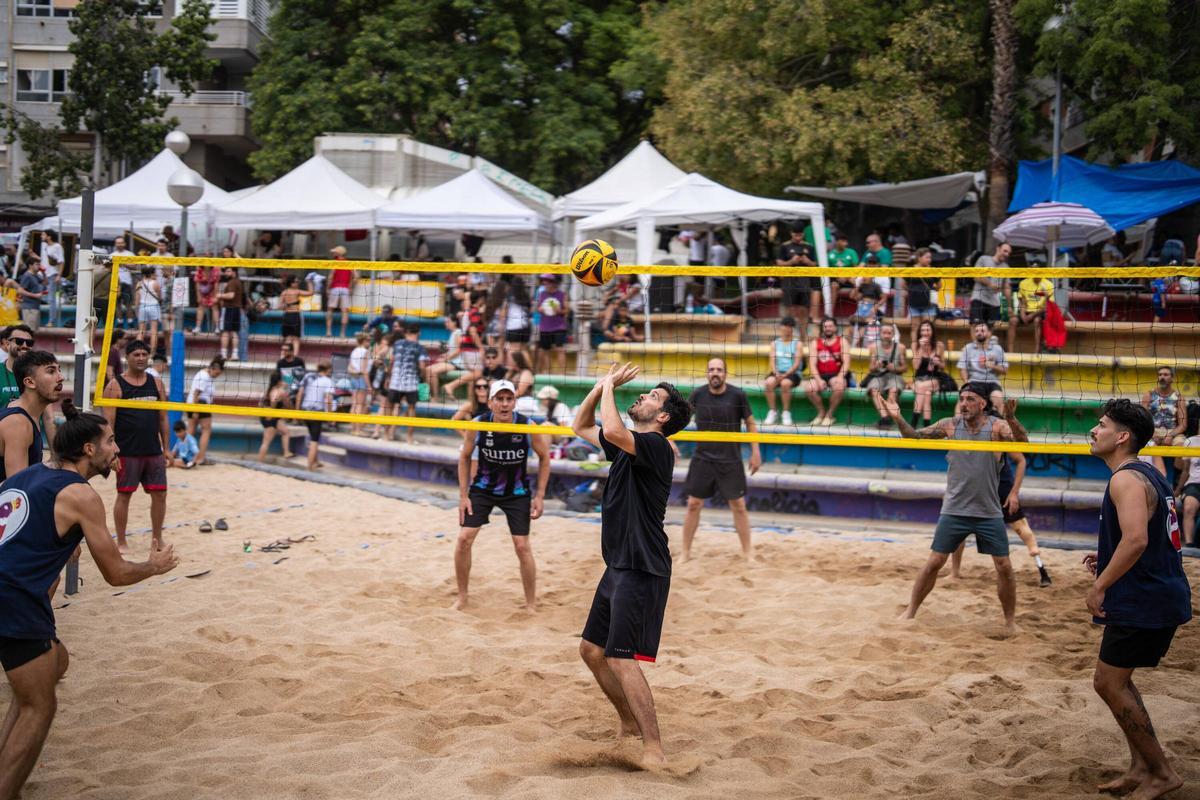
783, 277, 821, 304
0, 636, 58, 672
462, 487, 532, 535
1099, 624, 1178, 669
582, 567, 671, 662
388, 389, 419, 407
1183, 484, 1200, 504
685, 458, 747, 501
221, 306, 241, 333
304, 419, 323, 443
998, 478, 1025, 524
189, 398, 212, 421
282, 311, 302, 339
969, 300, 1001, 325
538, 330, 567, 350
506, 327, 531, 344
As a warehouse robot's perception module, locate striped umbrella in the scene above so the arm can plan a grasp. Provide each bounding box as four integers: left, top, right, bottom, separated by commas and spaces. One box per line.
993, 201, 1115, 250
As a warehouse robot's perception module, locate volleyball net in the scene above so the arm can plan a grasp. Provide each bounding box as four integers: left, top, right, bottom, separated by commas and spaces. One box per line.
92, 256, 1200, 456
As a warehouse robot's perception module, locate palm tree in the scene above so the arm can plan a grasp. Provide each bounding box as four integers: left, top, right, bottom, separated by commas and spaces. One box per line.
986, 0, 1017, 250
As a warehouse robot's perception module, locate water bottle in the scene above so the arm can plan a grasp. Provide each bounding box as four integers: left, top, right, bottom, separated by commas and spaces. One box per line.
685, 294, 695, 313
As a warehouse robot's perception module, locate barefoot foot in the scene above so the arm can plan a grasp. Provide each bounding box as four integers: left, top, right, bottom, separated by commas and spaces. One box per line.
452, 596, 468, 611
1098, 769, 1146, 794
1129, 771, 1183, 800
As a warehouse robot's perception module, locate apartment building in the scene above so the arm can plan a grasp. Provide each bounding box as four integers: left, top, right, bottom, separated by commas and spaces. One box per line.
0, 0, 267, 231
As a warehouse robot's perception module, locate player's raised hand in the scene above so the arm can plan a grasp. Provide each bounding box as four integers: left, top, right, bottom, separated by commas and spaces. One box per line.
609, 362, 641, 388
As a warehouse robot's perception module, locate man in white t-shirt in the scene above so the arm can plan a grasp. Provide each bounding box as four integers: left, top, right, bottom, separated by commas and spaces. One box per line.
38, 231, 65, 327
296, 360, 334, 471
111, 236, 136, 326
186, 356, 225, 466
1174, 435, 1200, 548
679, 230, 707, 266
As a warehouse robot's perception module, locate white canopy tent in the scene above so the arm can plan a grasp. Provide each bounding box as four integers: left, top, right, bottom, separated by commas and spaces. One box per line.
554, 140, 686, 220
576, 172, 830, 334
213, 154, 384, 231
18, 149, 236, 260
377, 168, 553, 261
785, 171, 984, 210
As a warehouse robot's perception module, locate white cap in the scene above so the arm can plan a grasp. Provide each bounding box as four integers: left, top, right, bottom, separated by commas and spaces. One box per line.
488, 379, 516, 400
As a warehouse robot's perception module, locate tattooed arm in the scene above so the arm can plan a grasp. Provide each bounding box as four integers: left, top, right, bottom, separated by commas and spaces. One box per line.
883, 399, 953, 439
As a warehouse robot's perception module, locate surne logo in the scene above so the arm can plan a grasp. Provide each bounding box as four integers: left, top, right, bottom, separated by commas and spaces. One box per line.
480, 448, 524, 462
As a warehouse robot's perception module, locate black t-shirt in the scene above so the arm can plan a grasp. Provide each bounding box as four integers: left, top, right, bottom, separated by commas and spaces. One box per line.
777, 242, 814, 264
277, 356, 307, 395
689, 385, 751, 463
599, 429, 674, 577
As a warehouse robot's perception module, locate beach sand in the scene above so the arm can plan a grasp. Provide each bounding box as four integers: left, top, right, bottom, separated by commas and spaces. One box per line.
10, 464, 1199, 799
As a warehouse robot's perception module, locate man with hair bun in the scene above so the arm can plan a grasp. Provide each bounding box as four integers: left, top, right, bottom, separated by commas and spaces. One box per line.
0, 407, 179, 800
1084, 398, 1191, 799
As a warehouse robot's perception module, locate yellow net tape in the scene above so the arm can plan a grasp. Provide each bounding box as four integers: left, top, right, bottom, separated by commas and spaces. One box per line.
94, 258, 1200, 457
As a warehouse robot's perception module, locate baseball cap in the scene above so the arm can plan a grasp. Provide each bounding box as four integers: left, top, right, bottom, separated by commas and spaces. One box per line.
488, 379, 516, 400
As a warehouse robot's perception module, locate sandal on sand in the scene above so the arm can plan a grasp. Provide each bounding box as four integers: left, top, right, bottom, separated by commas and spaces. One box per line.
214, 518, 229, 531
199, 521, 213, 533
259, 541, 289, 553
287, 535, 315, 544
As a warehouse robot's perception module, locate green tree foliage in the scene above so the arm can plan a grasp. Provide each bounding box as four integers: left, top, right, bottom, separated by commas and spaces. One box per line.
1, 110, 92, 201
641, 1, 991, 194
2, 0, 215, 201
247, 0, 655, 193
1017, 0, 1200, 161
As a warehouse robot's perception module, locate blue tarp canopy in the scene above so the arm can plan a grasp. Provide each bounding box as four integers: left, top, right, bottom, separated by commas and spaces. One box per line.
1009, 155, 1200, 232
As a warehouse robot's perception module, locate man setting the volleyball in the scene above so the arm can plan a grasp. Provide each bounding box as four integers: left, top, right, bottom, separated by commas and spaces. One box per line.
572, 363, 692, 768
454, 379, 550, 612
884, 383, 1019, 635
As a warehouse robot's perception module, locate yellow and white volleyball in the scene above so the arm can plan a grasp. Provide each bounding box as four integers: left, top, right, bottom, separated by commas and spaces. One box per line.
569, 239, 619, 287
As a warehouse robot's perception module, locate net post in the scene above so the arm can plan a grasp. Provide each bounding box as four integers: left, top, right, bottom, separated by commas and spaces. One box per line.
168, 329, 185, 431
66, 187, 95, 597
636, 216, 655, 343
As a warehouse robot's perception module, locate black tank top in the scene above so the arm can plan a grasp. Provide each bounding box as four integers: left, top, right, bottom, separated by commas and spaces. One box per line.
0, 406, 43, 483
471, 412, 531, 497
114, 373, 163, 456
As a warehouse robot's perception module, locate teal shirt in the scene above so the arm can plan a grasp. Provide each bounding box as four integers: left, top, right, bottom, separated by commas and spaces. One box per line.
828, 247, 859, 267
0, 363, 20, 407
861, 247, 893, 266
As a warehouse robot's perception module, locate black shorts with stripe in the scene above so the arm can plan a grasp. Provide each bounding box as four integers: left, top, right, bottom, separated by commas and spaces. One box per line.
581, 567, 670, 662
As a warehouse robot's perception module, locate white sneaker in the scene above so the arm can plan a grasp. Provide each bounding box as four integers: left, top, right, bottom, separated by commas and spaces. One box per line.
821, 415, 835, 427
763, 410, 779, 425
781, 411, 794, 426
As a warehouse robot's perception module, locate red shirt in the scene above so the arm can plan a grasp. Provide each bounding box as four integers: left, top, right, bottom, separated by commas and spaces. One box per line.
330, 268, 353, 290
815, 336, 843, 378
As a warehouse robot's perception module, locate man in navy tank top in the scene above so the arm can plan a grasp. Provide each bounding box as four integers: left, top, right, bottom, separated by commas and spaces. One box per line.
454, 379, 550, 612
1085, 399, 1191, 799
0, 408, 178, 800
0, 350, 60, 482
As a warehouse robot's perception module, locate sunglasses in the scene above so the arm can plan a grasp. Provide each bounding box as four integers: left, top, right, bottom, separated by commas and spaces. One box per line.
474, 384, 488, 389
9, 338, 34, 346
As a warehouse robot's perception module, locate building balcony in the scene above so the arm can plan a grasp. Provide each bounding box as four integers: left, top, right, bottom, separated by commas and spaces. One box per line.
159, 90, 254, 145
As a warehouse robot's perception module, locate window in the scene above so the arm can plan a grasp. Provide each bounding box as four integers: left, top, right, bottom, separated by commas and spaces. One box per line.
16, 69, 69, 102
0, 64, 8, 84
15, 0, 76, 17
145, 66, 163, 92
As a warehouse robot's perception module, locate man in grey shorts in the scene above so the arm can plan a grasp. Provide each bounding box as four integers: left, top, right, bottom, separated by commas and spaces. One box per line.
884, 382, 1019, 634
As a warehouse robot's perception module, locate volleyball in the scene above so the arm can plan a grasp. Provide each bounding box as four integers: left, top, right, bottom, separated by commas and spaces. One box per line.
569, 239, 618, 287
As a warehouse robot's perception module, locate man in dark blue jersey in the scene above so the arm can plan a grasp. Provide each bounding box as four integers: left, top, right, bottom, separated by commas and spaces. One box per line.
0, 350, 59, 482
572, 362, 692, 768
1085, 399, 1191, 799
0, 408, 178, 800
454, 379, 551, 612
